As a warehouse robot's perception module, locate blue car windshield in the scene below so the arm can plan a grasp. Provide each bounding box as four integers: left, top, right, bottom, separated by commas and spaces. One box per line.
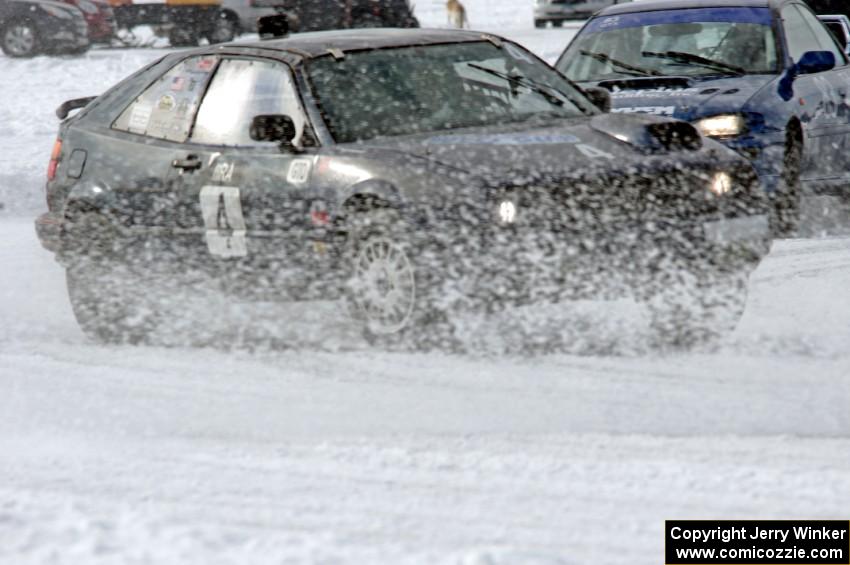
558, 7, 780, 81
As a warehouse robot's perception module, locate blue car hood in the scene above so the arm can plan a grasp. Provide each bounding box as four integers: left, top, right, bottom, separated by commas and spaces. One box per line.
590, 75, 775, 121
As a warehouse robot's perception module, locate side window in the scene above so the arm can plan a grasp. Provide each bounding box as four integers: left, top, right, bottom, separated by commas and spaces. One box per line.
797, 6, 847, 64
823, 21, 848, 50
782, 5, 823, 62
113, 55, 218, 142
191, 58, 307, 147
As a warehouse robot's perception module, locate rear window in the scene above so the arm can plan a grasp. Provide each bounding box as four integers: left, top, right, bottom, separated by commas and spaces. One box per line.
112, 55, 218, 142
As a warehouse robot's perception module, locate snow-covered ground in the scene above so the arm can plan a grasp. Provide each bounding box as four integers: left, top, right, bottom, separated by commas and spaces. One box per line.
2, 2, 850, 564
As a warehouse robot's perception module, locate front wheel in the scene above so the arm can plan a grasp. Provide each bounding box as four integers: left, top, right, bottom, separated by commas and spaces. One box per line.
647, 269, 749, 349
772, 131, 803, 237
345, 209, 456, 350
2, 21, 39, 57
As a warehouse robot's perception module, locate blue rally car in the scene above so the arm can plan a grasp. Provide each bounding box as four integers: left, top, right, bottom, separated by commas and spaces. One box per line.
556, 0, 850, 234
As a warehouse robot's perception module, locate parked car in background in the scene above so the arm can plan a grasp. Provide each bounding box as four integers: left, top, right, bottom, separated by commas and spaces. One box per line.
534, 0, 614, 27
219, 0, 277, 34
58, 0, 115, 42
252, 0, 418, 32
556, 0, 850, 235
818, 13, 850, 55
108, 0, 235, 45
1, 0, 89, 56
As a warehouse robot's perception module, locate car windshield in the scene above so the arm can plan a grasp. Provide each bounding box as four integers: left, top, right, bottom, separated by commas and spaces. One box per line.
558, 7, 780, 82
306, 41, 594, 143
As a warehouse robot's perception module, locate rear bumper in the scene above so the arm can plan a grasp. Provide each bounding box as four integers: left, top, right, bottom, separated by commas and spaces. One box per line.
35, 212, 63, 253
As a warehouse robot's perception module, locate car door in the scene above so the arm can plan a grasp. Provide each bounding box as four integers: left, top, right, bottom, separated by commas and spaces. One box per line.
796, 4, 850, 186
780, 3, 849, 183
180, 56, 324, 274
108, 53, 219, 230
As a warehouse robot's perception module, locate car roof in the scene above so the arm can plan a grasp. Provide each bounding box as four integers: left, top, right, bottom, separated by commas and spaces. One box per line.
596, 0, 784, 17
230, 28, 497, 59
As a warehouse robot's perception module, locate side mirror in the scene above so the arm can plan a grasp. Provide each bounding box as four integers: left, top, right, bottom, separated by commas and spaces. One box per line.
258, 13, 289, 40
250, 114, 297, 145
583, 86, 612, 113
796, 50, 836, 74
778, 50, 835, 100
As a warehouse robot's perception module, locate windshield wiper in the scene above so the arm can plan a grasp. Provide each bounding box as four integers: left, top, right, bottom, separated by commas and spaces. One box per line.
579, 50, 661, 77
465, 63, 566, 107
641, 50, 746, 76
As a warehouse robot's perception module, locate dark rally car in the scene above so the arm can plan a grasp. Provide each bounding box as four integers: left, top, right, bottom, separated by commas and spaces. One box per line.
36, 29, 771, 348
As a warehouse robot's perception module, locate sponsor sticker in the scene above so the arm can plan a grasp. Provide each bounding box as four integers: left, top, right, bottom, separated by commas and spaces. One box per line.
158, 94, 176, 111
287, 159, 312, 184
127, 103, 152, 133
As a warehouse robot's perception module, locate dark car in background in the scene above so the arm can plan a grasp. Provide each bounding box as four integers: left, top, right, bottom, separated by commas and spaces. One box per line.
36, 30, 769, 349
253, 0, 418, 31
58, 0, 115, 42
108, 0, 234, 46
1, 0, 89, 56
556, 0, 850, 235
534, 0, 616, 27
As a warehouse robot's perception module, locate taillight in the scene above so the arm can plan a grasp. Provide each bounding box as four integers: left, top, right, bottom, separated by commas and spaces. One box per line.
47, 138, 62, 181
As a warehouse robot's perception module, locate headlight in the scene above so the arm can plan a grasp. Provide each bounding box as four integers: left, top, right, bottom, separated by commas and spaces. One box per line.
710, 172, 733, 196
694, 114, 746, 137
40, 4, 73, 18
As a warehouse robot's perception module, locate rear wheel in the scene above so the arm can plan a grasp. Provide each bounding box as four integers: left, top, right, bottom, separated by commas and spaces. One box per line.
350, 12, 384, 28
66, 262, 160, 345
1, 20, 39, 57
534, 19, 546, 28
772, 128, 803, 237
345, 209, 457, 350
168, 26, 199, 47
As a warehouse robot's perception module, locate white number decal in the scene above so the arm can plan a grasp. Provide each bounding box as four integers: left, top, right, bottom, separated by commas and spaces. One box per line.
199, 185, 247, 258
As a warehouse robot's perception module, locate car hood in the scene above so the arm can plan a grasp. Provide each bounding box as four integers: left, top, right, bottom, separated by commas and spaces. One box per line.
349, 113, 706, 180
582, 74, 774, 121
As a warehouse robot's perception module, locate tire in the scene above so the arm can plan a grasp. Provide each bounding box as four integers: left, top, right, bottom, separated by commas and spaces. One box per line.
552, 19, 564, 28
1, 20, 39, 57
168, 27, 199, 47
63, 43, 90, 56
66, 261, 160, 345
206, 11, 238, 44
350, 13, 384, 29
534, 19, 546, 28
771, 128, 803, 237
647, 268, 749, 350
344, 208, 457, 351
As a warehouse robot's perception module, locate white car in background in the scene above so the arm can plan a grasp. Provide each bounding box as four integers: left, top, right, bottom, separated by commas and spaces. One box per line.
220, 0, 278, 34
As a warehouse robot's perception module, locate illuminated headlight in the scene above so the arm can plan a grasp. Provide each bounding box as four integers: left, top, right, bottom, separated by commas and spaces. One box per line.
498, 200, 517, 224
710, 172, 733, 196
694, 114, 746, 137
40, 4, 73, 18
